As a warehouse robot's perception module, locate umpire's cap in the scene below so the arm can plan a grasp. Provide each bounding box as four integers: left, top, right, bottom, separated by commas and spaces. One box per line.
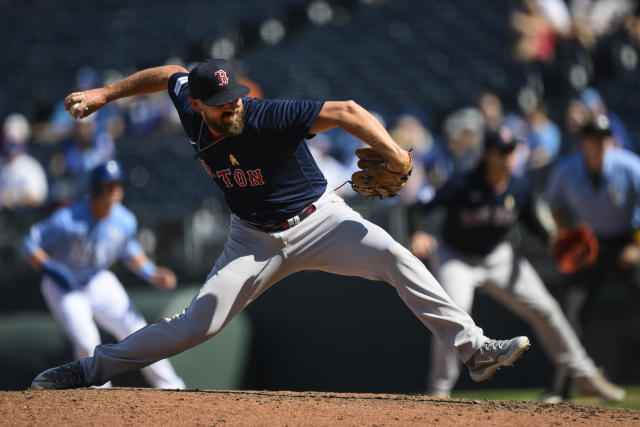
90, 160, 123, 194
580, 114, 612, 139
484, 126, 518, 152
188, 58, 250, 106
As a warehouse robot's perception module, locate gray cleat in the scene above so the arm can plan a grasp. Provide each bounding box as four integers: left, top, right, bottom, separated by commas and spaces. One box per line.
31, 361, 87, 390
466, 336, 530, 382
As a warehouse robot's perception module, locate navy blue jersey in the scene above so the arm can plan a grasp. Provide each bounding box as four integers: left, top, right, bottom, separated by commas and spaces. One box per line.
168, 73, 327, 225
419, 167, 549, 255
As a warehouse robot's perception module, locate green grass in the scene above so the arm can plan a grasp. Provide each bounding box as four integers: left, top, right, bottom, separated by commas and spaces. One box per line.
450, 385, 640, 409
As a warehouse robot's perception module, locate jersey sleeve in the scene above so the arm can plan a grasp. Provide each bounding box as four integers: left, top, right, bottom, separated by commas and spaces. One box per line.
20, 211, 66, 256
252, 99, 325, 148
120, 212, 145, 262
625, 154, 640, 230
167, 72, 199, 141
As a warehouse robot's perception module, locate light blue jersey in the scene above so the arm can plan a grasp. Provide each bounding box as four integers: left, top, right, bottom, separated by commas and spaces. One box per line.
22, 200, 143, 287
545, 148, 640, 237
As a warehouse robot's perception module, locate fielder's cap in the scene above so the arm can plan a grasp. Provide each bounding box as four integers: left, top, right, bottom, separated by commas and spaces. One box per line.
580, 114, 612, 138
188, 59, 250, 106
90, 159, 123, 193
484, 126, 518, 152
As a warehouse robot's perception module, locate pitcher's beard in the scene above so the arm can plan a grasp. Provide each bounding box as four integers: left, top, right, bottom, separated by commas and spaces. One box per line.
205, 107, 245, 137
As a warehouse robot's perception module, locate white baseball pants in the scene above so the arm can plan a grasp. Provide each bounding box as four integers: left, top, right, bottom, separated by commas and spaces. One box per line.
81, 190, 489, 386
41, 270, 185, 389
427, 242, 596, 395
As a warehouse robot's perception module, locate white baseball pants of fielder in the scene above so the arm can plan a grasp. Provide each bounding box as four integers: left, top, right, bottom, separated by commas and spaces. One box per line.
80, 190, 489, 386
427, 242, 597, 395
41, 270, 185, 389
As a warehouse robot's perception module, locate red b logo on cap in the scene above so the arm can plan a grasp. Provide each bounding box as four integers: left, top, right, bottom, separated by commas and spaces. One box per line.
215, 70, 229, 86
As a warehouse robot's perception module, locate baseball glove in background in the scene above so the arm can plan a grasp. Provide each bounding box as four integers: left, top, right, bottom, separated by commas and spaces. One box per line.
351, 148, 413, 199
551, 224, 599, 274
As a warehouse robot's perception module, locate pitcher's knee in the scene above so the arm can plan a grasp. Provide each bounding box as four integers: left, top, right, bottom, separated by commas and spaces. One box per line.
164, 308, 228, 347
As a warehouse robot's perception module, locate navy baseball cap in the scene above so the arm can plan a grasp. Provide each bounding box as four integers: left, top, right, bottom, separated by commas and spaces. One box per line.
484, 127, 518, 152
188, 59, 250, 106
581, 114, 612, 138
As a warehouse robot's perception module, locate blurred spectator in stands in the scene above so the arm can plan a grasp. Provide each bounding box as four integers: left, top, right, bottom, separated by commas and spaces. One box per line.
544, 114, 640, 401
580, 87, 635, 150
511, 0, 571, 64
442, 107, 485, 175
35, 67, 126, 145
539, 0, 573, 36
624, 4, 640, 47
512, 0, 574, 102
231, 59, 263, 99
306, 134, 353, 197
504, 112, 531, 177
563, 98, 592, 153
570, 1, 639, 85
570, 0, 637, 50
327, 111, 387, 168
388, 113, 433, 203
125, 92, 171, 135
35, 67, 100, 144
477, 92, 530, 176
478, 92, 505, 133
418, 108, 484, 203
48, 113, 115, 203
0, 114, 48, 210
525, 101, 561, 169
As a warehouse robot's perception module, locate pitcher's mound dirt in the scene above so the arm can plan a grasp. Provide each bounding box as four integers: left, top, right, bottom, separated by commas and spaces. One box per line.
1, 388, 639, 426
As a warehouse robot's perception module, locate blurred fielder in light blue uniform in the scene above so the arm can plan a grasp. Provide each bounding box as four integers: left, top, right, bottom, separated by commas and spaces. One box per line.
22, 160, 185, 389
544, 115, 640, 400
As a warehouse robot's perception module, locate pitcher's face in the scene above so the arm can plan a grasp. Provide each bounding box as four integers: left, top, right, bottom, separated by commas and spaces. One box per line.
190, 98, 245, 136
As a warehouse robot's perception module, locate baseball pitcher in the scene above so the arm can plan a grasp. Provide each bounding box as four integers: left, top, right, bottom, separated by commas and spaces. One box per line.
31, 59, 529, 390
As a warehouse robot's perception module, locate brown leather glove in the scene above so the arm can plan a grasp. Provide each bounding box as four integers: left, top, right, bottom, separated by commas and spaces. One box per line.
551, 223, 599, 274
350, 148, 413, 199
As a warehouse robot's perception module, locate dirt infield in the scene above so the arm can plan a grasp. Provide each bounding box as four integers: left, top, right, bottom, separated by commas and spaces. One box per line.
1, 389, 640, 426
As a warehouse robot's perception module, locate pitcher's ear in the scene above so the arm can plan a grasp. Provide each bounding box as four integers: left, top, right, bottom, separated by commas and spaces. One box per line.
189, 98, 202, 113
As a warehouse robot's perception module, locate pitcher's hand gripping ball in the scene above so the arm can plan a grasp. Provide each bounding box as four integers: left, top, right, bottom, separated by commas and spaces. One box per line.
351, 148, 413, 199
552, 223, 599, 274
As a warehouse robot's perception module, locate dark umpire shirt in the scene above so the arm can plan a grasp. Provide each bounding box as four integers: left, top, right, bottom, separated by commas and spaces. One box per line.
417, 167, 549, 256
168, 73, 327, 225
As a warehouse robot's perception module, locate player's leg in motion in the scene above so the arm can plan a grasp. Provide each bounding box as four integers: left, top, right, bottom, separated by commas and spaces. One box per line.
480, 244, 624, 401
40, 276, 113, 388
32, 191, 527, 389
87, 270, 185, 389
74, 217, 295, 387
426, 246, 480, 397
284, 192, 526, 369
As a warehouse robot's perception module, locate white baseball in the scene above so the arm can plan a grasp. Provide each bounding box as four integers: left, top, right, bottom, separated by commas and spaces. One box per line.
70, 102, 83, 118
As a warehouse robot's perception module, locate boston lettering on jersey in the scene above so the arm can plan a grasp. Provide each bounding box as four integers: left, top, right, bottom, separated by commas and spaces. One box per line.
168, 73, 327, 225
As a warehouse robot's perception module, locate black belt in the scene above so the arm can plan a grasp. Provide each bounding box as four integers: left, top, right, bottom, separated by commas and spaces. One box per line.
251, 204, 317, 232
